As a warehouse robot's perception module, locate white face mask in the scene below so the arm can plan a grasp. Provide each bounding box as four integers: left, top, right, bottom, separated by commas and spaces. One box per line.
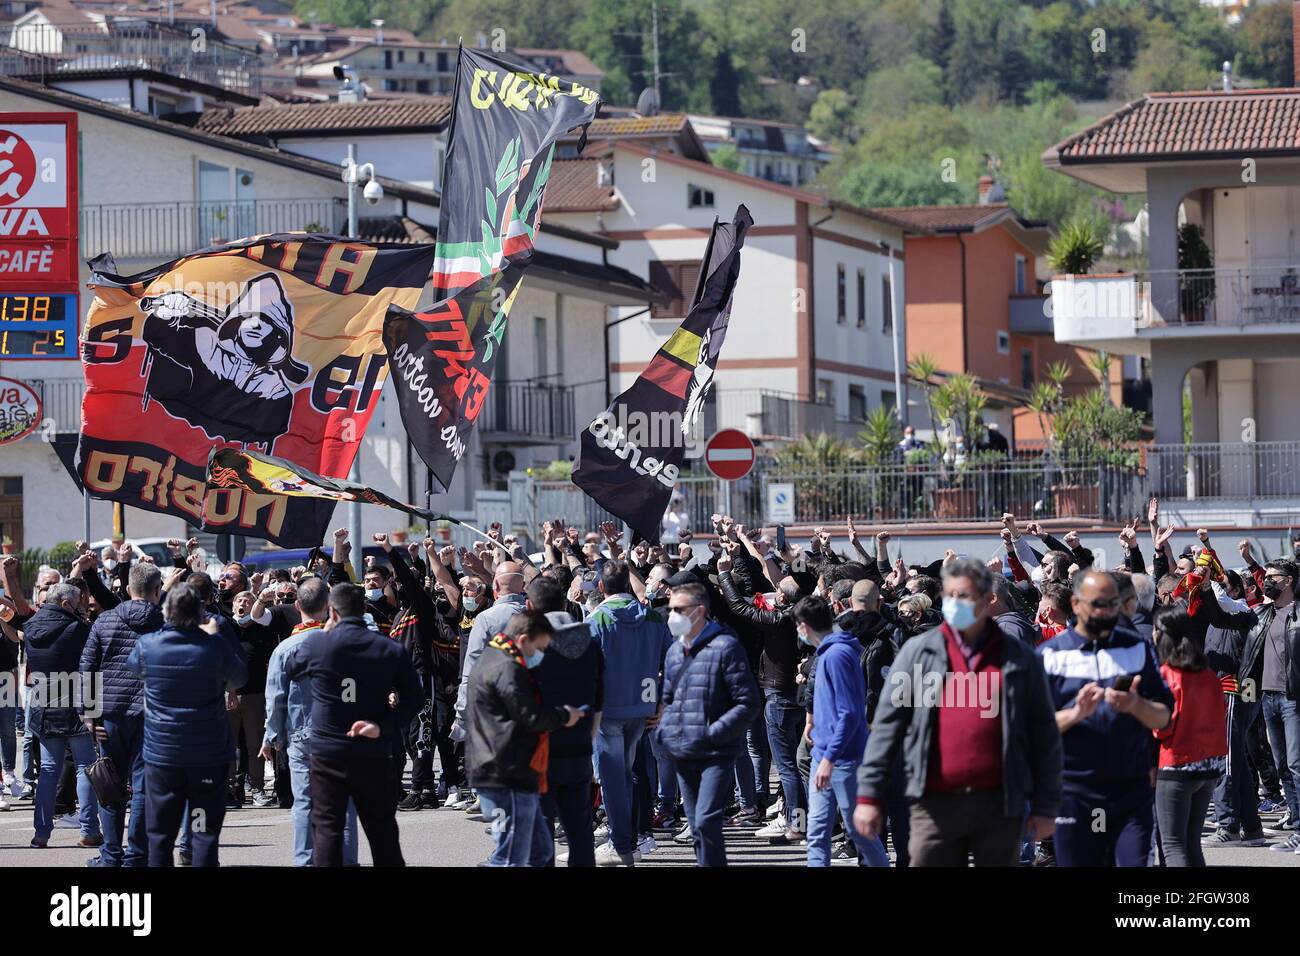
365, 588, 384, 602
103, 558, 118, 571
667, 608, 696, 639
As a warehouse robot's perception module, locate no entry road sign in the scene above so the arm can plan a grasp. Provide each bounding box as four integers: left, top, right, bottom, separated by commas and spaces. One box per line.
704, 428, 755, 481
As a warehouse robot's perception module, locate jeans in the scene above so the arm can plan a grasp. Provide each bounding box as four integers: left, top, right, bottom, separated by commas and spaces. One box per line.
595, 716, 644, 855
1261, 691, 1300, 820
97, 714, 147, 866
733, 749, 756, 811
288, 739, 357, 866
1213, 695, 1262, 835
21, 700, 38, 786
647, 731, 678, 812
0, 692, 15, 773
477, 787, 550, 867
764, 689, 807, 827
806, 760, 890, 867
34, 733, 99, 840
745, 702, 771, 811
1156, 774, 1216, 867
145, 762, 227, 867
676, 756, 733, 866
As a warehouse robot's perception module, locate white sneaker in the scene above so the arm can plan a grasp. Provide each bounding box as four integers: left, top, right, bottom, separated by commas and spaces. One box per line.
443, 786, 468, 809
1268, 832, 1300, 852
764, 802, 782, 820
755, 814, 787, 839
593, 822, 610, 842
637, 833, 657, 856
54, 812, 80, 829
594, 842, 633, 866
0, 793, 10, 812
672, 822, 693, 845
556, 848, 570, 864
3, 772, 19, 797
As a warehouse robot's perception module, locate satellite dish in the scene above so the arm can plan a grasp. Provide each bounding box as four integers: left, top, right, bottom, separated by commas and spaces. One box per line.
492, 450, 517, 475
636, 87, 661, 118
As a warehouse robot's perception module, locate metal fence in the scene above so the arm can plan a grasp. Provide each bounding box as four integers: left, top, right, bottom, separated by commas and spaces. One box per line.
481, 383, 576, 441
507, 457, 1146, 541
1146, 442, 1300, 499
81, 199, 346, 262
26, 378, 84, 434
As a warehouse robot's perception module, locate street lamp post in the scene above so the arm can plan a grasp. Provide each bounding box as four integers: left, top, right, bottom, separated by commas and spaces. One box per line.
341, 143, 383, 578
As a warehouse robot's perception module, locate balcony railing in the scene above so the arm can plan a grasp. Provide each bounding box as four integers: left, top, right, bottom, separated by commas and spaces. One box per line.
24, 378, 84, 434
1052, 267, 1300, 342
481, 382, 576, 443
5, 20, 263, 95
688, 388, 844, 443
1147, 442, 1300, 500
81, 199, 346, 261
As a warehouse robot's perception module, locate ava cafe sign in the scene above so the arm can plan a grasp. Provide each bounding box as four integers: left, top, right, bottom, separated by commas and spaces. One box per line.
0, 376, 41, 445
0, 112, 78, 285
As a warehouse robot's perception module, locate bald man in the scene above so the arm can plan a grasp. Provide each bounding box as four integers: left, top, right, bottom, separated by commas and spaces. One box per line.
452, 562, 528, 738
1037, 570, 1172, 867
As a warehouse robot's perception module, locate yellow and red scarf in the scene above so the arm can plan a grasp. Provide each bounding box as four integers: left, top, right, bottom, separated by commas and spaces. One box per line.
488, 632, 550, 794
1172, 546, 1227, 617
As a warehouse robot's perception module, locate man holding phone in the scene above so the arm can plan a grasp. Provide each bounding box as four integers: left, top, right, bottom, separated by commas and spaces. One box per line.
1039, 570, 1173, 866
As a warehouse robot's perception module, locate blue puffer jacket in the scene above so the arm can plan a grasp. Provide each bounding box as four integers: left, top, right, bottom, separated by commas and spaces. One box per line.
126, 625, 248, 768
80, 599, 162, 718
654, 621, 759, 762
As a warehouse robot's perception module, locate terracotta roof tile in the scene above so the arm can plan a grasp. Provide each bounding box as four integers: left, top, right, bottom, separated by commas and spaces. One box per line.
579, 113, 690, 139
194, 98, 452, 137
868, 203, 1012, 232
542, 158, 617, 212
1050, 89, 1300, 162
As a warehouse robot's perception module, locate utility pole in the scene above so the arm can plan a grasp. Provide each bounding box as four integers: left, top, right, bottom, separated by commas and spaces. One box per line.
341, 143, 383, 578
651, 0, 661, 97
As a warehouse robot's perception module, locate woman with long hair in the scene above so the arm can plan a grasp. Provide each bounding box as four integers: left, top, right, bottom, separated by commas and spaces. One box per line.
1152, 605, 1227, 866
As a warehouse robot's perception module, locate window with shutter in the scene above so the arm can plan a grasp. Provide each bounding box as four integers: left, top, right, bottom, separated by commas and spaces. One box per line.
649, 260, 702, 318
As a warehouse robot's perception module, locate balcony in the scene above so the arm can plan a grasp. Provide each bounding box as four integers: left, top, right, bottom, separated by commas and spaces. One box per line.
24, 378, 83, 435
5, 21, 263, 96
1008, 293, 1050, 334
480, 382, 576, 445
688, 389, 845, 443
80, 198, 347, 262
1050, 266, 1300, 354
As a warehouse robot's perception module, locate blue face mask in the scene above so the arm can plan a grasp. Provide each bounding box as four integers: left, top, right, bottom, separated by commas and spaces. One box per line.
235, 614, 254, 627
462, 596, 479, 613
797, 625, 814, 647
524, 649, 544, 669
942, 596, 977, 631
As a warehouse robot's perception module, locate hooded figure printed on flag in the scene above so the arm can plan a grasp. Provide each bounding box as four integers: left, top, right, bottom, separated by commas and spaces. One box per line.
139, 272, 310, 448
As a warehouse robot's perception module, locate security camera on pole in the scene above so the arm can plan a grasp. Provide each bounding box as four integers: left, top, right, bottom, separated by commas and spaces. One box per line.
341, 143, 384, 577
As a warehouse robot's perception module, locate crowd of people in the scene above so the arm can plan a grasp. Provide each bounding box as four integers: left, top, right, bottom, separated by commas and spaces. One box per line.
0, 494, 1297, 868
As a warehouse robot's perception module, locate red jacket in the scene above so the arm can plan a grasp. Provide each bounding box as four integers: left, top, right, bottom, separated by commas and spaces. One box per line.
1155, 663, 1227, 768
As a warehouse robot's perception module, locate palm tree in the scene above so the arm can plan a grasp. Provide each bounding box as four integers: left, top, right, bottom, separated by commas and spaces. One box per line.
858, 405, 900, 465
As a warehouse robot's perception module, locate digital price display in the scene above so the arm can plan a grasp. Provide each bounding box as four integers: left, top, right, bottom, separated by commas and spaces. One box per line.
0, 292, 79, 359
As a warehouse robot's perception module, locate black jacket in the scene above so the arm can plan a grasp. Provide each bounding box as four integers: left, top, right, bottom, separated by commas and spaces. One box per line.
536, 620, 604, 774
1237, 600, 1300, 698
284, 616, 423, 760
24, 603, 91, 737
716, 570, 799, 694
465, 642, 569, 791
834, 608, 898, 723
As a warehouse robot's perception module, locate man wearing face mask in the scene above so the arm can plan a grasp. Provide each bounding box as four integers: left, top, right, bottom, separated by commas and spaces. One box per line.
464, 610, 583, 867
855, 559, 1061, 866
1233, 559, 1300, 849
452, 562, 528, 743
1038, 570, 1173, 866
654, 583, 758, 867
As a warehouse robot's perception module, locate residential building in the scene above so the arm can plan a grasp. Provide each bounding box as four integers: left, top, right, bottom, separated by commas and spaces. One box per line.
880, 193, 1118, 446
545, 142, 908, 445
1043, 16, 1300, 519
688, 113, 832, 188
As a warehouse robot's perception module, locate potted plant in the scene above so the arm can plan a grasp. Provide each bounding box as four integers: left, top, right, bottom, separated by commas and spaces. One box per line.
858, 406, 901, 520
1047, 217, 1105, 276
391, 528, 409, 544
774, 432, 860, 522
1177, 222, 1215, 322
925, 370, 988, 519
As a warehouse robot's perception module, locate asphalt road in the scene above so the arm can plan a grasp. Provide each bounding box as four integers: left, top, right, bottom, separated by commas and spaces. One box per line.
3, 764, 1298, 867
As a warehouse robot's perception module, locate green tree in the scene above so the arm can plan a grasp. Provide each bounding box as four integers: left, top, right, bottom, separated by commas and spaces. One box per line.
430, 0, 583, 47
944, 0, 1031, 104
712, 143, 743, 171
1238, 0, 1293, 87
808, 88, 855, 143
